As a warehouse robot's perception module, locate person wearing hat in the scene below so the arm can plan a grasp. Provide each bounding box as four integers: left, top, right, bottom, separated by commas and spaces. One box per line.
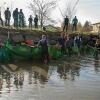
38, 35, 50, 64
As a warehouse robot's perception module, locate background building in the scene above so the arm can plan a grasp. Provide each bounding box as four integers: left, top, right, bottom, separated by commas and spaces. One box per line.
92, 22, 100, 33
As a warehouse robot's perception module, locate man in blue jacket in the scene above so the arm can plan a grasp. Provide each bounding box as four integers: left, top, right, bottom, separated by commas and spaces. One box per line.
72, 16, 78, 31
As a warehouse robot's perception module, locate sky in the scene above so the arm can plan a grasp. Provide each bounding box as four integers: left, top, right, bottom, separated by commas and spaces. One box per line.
0, 0, 100, 26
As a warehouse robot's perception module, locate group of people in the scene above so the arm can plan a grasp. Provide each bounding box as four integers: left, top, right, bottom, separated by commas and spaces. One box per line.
0, 7, 39, 29
63, 16, 78, 32
0, 32, 100, 64
58, 32, 82, 55
36, 33, 82, 64
37, 32, 100, 64
0, 7, 79, 32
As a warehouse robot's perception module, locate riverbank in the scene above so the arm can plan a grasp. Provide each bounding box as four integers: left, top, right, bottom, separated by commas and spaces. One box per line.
0, 26, 60, 43
0, 26, 98, 44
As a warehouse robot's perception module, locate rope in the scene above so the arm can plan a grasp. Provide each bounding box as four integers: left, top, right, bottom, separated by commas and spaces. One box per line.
87, 45, 100, 51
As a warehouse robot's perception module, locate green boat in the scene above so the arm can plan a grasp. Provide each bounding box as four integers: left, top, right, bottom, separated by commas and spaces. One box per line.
5, 41, 63, 60
0, 47, 11, 63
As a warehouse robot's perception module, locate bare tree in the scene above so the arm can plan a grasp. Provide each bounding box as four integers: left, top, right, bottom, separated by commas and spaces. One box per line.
57, 0, 79, 20
28, 0, 56, 28
77, 22, 83, 32
64, 0, 79, 20
82, 21, 92, 32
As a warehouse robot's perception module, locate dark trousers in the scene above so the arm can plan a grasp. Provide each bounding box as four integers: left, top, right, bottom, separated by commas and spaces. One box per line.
19, 19, 24, 28
29, 22, 32, 29
34, 23, 38, 28
14, 18, 18, 28
41, 49, 49, 63
0, 18, 3, 26
63, 24, 68, 32
72, 24, 77, 31
5, 19, 10, 26
61, 46, 66, 54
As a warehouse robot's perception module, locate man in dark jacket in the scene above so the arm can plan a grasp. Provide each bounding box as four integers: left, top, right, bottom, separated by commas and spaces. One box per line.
38, 35, 49, 64
63, 16, 69, 32
58, 33, 66, 54
28, 15, 33, 29
4, 8, 11, 26
13, 8, 19, 28
72, 16, 78, 31
34, 15, 38, 28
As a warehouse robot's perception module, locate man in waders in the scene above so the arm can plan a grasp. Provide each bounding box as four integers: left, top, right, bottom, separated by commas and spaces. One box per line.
72, 16, 78, 32
4, 7, 11, 26
38, 35, 50, 64
63, 16, 69, 32
58, 33, 66, 55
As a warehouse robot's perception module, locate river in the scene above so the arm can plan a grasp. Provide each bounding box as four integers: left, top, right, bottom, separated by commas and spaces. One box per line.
0, 55, 100, 100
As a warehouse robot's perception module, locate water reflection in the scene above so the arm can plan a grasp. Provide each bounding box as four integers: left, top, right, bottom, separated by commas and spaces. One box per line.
14, 73, 24, 90
57, 62, 80, 81
28, 66, 49, 85
94, 57, 100, 73
0, 64, 49, 94
0, 58, 100, 100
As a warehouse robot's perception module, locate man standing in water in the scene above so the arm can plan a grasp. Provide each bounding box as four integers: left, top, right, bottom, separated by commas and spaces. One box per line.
58, 33, 66, 54
72, 16, 78, 32
63, 16, 69, 32
38, 35, 50, 64
4, 7, 11, 26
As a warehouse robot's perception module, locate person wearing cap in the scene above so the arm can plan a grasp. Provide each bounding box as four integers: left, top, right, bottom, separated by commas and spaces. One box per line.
63, 16, 69, 32
38, 35, 50, 64
4, 7, 11, 26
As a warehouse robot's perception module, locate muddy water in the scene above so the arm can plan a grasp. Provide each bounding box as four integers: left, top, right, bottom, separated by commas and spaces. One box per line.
0, 56, 100, 100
